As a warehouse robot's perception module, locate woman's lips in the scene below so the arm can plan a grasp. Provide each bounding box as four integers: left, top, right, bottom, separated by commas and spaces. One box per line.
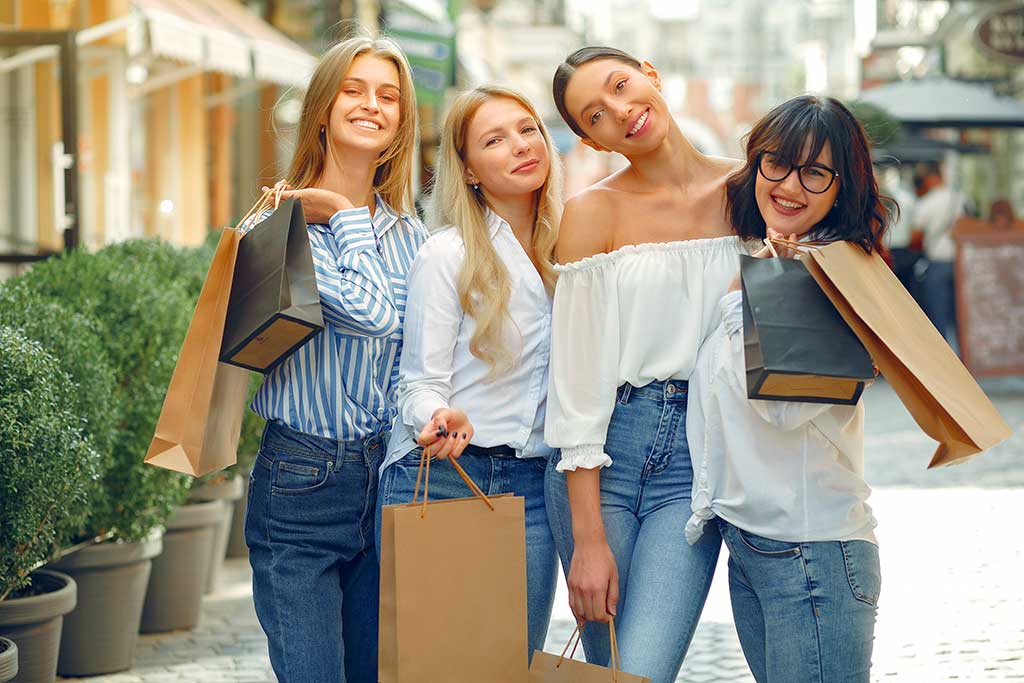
512, 160, 540, 174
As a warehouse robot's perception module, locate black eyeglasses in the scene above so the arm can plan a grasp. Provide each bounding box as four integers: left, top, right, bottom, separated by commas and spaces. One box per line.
757, 151, 839, 194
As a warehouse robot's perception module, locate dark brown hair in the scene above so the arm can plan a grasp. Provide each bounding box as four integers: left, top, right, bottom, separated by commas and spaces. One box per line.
725, 95, 892, 252
552, 46, 642, 138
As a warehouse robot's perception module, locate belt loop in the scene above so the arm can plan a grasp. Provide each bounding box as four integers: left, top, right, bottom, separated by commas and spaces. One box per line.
617, 383, 632, 405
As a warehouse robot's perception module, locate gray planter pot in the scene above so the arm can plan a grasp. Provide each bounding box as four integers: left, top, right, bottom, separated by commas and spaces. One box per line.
49, 533, 163, 676
0, 637, 17, 683
139, 500, 225, 633
226, 465, 253, 558
0, 569, 76, 683
189, 475, 244, 593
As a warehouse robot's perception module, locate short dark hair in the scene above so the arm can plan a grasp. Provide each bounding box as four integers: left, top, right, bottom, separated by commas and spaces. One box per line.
552, 46, 641, 138
725, 95, 892, 253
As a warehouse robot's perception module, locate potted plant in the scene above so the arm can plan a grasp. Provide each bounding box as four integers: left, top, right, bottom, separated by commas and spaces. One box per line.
0, 637, 17, 683
0, 327, 99, 683
8, 241, 200, 672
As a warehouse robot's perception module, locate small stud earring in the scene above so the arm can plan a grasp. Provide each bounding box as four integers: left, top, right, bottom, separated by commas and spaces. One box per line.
834, 199, 839, 207
473, 183, 480, 191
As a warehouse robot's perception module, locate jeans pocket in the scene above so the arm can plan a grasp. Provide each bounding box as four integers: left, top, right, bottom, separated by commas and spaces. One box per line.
842, 541, 882, 606
735, 527, 802, 557
271, 455, 332, 495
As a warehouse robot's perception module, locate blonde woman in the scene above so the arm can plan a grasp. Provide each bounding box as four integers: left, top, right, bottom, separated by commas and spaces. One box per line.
243, 33, 427, 683
378, 85, 562, 659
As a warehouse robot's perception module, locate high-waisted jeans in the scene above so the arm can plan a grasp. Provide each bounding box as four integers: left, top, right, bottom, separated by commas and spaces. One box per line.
245, 420, 383, 683
545, 379, 721, 683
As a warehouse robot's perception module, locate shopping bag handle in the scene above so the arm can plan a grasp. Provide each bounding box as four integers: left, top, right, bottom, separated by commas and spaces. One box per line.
556, 620, 623, 681
411, 445, 495, 517
234, 180, 289, 234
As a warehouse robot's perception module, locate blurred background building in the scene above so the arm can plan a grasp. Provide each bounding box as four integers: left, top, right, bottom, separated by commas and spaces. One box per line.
1, 0, 1022, 276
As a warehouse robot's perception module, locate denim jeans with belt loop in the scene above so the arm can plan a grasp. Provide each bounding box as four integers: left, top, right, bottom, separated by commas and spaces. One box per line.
245, 420, 384, 683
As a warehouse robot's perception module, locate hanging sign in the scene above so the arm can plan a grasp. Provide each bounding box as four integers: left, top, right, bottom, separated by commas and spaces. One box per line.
975, 2, 1024, 63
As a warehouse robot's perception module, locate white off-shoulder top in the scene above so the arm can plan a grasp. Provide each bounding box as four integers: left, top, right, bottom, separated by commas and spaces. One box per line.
544, 235, 752, 471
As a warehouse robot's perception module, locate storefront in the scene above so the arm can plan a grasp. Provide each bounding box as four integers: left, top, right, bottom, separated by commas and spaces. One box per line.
0, 0, 315, 273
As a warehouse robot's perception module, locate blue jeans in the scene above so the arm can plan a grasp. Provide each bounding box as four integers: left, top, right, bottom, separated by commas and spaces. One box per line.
245, 421, 383, 683
545, 380, 722, 683
719, 521, 881, 683
378, 447, 558, 660
922, 259, 956, 344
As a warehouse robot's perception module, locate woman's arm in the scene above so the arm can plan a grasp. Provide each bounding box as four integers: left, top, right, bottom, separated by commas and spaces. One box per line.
395, 234, 473, 460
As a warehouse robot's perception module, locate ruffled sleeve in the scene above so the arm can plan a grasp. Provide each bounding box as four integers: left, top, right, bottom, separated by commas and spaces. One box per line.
544, 259, 621, 471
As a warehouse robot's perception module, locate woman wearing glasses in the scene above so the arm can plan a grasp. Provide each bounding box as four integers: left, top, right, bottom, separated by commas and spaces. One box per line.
686, 95, 891, 683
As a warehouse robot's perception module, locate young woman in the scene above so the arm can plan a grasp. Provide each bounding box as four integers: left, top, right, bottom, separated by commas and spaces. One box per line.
544, 47, 752, 682
243, 34, 427, 683
378, 85, 562, 659
685, 95, 890, 683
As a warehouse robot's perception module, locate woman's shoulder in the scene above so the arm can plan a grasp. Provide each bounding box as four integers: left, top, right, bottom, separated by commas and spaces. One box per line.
555, 189, 618, 264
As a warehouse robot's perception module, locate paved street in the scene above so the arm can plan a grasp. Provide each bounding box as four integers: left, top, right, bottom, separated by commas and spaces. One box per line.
61, 379, 1024, 682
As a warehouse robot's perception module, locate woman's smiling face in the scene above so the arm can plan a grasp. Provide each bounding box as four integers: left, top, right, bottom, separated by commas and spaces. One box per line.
755, 139, 840, 236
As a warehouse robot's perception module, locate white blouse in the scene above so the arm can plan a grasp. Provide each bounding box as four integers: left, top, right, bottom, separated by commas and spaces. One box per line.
383, 209, 554, 470
685, 290, 877, 545
544, 236, 751, 471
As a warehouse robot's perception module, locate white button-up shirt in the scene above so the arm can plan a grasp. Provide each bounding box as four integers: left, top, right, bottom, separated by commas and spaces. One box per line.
383, 209, 554, 470
685, 290, 877, 546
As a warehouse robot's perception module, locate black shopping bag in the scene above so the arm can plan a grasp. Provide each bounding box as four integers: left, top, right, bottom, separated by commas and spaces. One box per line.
741, 254, 874, 404
220, 197, 324, 373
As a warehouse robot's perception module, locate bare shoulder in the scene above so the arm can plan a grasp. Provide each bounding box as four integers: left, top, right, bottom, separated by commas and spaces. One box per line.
555, 187, 617, 263
708, 155, 745, 179
704, 156, 746, 237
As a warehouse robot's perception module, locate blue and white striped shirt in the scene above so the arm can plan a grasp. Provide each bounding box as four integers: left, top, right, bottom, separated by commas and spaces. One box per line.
251, 195, 429, 442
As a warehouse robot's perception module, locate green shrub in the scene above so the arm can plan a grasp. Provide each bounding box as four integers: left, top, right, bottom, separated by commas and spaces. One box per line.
14, 240, 196, 540
0, 282, 118, 542
0, 327, 103, 599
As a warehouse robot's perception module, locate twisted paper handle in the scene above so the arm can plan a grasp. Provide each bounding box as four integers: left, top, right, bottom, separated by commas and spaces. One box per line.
556, 621, 623, 681
411, 446, 495, 518
234, 180, 288, 234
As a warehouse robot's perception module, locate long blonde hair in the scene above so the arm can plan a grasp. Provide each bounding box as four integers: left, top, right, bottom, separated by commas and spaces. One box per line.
286, 32, 417, 214
433, 86, 562, 375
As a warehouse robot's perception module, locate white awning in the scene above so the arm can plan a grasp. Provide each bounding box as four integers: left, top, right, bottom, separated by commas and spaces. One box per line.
125, 0, 313, 88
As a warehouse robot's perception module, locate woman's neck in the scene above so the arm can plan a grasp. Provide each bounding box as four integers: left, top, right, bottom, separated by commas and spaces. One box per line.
624, 121, 711, 191
317, 146, 378, 213
483, 191, 538, 246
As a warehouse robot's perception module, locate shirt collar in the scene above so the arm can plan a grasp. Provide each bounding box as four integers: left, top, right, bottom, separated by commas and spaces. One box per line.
484, 207, 509, 240
372, 193, 401, 238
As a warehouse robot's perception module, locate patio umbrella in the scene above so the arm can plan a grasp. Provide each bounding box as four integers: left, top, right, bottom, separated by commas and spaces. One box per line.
858, 77, 1024, 128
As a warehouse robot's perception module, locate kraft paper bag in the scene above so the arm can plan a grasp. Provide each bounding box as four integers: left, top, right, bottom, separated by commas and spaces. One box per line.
797, 240, 1013, 467
740, 254, 874, 405
145, 227, 251, 476
530, 621, 650, 683
379, 454, 529, 683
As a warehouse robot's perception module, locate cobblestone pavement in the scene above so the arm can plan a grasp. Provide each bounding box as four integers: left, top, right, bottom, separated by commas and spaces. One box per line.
62, 379, 1024, 683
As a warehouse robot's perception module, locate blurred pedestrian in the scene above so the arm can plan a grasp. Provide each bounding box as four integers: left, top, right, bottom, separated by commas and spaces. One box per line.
911, 162, 966, 343
882, 172, 918, 296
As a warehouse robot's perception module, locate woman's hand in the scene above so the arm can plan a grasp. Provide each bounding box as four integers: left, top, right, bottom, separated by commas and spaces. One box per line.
264, 184, 355, 224
567, 537, 619, 624
416, 408, 474, 460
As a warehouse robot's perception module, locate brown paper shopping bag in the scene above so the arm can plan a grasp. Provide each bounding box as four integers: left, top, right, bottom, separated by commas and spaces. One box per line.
795, 240, 1013, 467
530, 621, 650, 683
145, 192, 275, 476
379, 451, 529, 683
